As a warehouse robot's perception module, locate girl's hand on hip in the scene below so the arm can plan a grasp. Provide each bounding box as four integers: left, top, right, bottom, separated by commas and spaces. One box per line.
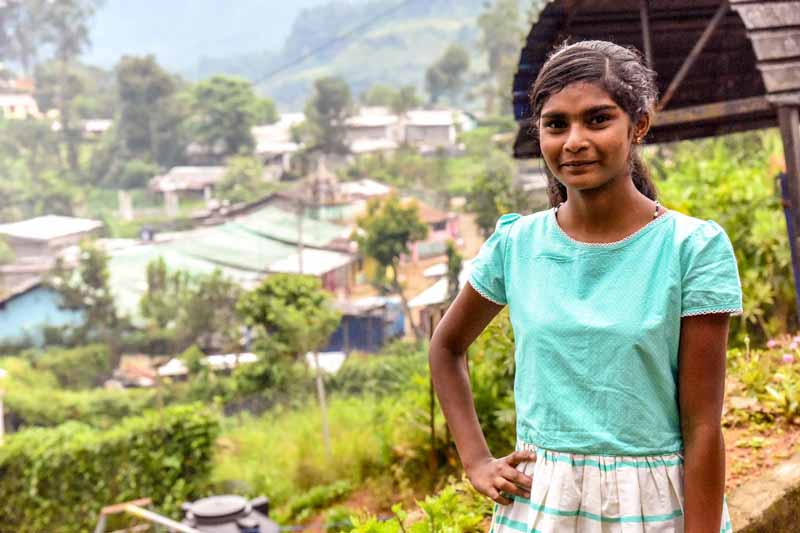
466, 450, 535, 505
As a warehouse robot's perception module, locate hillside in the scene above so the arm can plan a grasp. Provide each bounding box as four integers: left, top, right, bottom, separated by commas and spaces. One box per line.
210, 0, 489, 110
86, 0, 516, 110
85, 0, 328, 69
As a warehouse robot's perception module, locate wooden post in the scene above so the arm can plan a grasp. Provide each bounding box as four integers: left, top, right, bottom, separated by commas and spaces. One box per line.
779, 106, 800, 324
639, 0, 654, 69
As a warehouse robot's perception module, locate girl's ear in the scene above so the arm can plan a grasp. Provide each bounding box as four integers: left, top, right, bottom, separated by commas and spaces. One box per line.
633, 113, 651, 142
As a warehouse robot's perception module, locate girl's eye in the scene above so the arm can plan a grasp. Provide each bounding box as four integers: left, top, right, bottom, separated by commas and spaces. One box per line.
590, 114, 610, 125
544, 119, 566, 129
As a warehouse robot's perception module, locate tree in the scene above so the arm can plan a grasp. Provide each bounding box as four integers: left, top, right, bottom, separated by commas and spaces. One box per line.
477, 0, 524, 114
217, 155, 269, 204
445, 240, 463, 305
49, 240, 119, 354
237, 274, 341, 360
0, 0, 48, 75
425, 44, 470, 104
237, 273, 341, 457
392, 85, 422, 114
39, 0, 100, 173
354, 195, 429, 340
360, 84, 396, 107
139, 257, 187, 330
188, 75, 264, 159
304, 76, 353, 155
254, 97, 279, 125
360, 84, 421, 114
139, 259, 243, 352
111, 55, 187, 170
466, 150, 531, 237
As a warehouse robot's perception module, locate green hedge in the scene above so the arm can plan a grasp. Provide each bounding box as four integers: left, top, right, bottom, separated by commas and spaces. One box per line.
4, 385, 156, 430
0, 403, 219, 532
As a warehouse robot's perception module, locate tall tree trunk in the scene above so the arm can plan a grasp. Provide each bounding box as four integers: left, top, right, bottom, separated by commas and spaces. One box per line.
58, 57, 79, 173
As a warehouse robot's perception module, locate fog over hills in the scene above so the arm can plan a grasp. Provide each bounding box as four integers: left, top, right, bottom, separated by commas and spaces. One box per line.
85, 0, 494, 110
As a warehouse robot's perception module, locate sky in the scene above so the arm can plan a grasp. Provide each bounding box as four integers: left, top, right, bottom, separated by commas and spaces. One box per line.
84, 0, 333, 69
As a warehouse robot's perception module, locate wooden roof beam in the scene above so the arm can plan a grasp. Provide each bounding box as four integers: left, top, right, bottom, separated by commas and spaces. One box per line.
657, 1, 731, 111
653, 95, 772, 127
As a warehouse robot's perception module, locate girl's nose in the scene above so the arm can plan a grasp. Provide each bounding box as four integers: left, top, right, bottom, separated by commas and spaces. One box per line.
563, 126, 589, 153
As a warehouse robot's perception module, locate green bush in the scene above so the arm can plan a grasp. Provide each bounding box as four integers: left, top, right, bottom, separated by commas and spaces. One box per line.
0, 356, 155, 430
653, 130, 795, 343
32, 343, 111, 389
4, 385, 156, 430
348, 479, 490, 533
0, 404, 219, 532
328, 342, 427, 397
725, 333, 800, 425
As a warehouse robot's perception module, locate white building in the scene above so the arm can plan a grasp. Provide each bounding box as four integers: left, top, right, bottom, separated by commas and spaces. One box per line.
0, 215, 103, 261
253, 113, 305, 179
0, 93, 40, 120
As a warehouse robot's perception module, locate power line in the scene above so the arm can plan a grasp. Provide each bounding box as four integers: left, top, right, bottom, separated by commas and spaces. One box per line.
252, 0, 416, 86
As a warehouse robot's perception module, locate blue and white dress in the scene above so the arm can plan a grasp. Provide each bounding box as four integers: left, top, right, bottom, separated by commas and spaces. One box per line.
468, 208, 742, 532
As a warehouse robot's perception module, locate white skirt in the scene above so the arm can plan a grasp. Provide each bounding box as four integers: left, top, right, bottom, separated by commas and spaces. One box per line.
489, 442, 733, 533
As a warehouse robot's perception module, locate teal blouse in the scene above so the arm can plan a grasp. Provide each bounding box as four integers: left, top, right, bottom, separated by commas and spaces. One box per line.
468, 208, 743, 456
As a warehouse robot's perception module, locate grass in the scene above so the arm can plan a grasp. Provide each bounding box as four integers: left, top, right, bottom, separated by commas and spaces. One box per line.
212, 395, 396, 519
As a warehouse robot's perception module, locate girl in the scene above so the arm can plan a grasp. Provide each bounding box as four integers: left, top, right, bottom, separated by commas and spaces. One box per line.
429, 40, 742, 533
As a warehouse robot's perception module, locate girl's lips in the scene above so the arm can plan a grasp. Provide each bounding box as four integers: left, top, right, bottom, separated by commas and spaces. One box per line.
562, 161, 597, 167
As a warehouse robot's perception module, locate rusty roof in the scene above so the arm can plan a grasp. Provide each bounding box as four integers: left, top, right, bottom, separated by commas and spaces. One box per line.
512, 0, 800, 157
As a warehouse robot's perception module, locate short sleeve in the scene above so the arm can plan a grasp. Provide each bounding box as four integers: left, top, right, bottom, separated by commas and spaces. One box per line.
680, 220, 743, 317
468, 213, 521, 305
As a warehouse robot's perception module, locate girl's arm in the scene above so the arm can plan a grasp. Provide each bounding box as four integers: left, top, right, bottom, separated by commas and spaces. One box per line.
678, 312, 730, 533
430, 283, 534, 505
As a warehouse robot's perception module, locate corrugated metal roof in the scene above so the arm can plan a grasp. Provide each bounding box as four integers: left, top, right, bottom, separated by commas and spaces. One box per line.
513, 0, 800, 157
0, 215, 103, 242
107, 243, 260, 320
164, 223, 296, 273
268, 247, 356, 276
233, 205, 348, 248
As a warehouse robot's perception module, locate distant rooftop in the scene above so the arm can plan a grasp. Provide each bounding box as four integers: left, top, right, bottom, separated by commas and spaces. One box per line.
338, 179, 392, 199
0, 215, 103, 242
150, 166, 226, 192
346, 108, 399, 128
234, 205, 348, 248
406, 110, 457, 127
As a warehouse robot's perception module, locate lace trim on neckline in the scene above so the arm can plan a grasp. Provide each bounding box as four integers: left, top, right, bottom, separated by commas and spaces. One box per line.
551, 208, 673, 248
681, 307, 743, 317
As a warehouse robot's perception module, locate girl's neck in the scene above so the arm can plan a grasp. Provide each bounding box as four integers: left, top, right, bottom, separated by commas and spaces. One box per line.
556, 180, 658, 242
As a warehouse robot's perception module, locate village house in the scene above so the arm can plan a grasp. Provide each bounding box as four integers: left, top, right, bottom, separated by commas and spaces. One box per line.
0, 215, 103, 264
83, 118, 113, 139
403, 110, 458, 149
149, 166, 226, 201
345, 107, 400, 155
253, 112, 304, 180
405, 199, 460, 262
0, 278, 84, 346
0, 93, 41, 120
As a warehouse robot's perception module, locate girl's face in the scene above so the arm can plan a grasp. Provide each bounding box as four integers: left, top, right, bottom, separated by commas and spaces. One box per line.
538, 82, 647, 195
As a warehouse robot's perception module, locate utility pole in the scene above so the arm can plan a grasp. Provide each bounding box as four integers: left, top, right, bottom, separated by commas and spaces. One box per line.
297, 161, 332, 460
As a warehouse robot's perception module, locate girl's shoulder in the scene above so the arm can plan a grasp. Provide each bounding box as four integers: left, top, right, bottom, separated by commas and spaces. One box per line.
665, 210, 732, 250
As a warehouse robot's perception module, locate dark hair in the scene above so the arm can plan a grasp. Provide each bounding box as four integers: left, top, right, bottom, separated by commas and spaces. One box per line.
528, 40, 659, 207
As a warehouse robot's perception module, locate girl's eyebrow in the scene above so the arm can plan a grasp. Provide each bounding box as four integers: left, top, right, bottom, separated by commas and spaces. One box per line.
541, 104, 618, 119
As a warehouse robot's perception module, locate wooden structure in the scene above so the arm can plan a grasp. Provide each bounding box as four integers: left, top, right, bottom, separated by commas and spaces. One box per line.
512, 0, 800, 315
